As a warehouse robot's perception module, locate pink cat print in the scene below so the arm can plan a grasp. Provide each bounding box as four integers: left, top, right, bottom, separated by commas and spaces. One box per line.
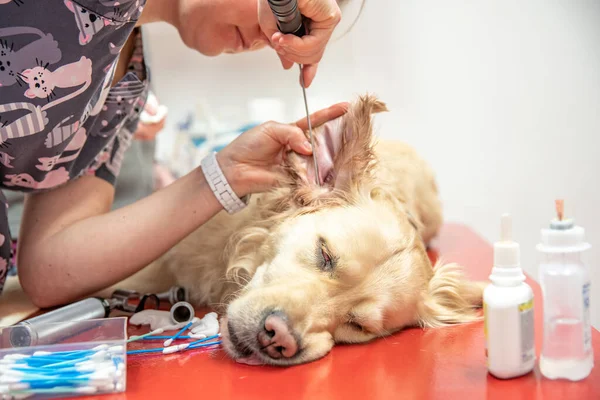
0, 102, 48, 144
37, 126, 87, 171
0, 152, 14, 168
20, 56, 92, 110
64, 0, 111, 45
4, 167, 69, 189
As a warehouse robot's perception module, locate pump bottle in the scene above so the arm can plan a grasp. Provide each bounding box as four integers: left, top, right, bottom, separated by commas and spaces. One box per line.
537, 201, 593, 380
484, 213, 535, 379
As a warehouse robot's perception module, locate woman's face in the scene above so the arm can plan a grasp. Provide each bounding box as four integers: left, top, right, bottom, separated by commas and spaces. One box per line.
179, 0, 270, 56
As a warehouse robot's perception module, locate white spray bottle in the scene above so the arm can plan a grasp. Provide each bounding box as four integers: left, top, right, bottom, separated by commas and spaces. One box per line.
484, 213, 535, 379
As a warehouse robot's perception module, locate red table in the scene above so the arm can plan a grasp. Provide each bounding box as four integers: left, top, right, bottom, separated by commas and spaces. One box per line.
87, 223, 600, 400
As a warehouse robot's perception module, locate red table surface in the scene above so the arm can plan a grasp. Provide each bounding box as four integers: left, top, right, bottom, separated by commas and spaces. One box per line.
82, 223, 600, 400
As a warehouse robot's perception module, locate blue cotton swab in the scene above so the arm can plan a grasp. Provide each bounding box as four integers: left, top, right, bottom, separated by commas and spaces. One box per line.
163, 321, 194, 347
126, 341, 221, 355
0, 345, 126, 398
127, 335, 222, 356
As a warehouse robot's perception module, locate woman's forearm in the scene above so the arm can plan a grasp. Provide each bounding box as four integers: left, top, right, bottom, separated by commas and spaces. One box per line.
18, 167, 223, 307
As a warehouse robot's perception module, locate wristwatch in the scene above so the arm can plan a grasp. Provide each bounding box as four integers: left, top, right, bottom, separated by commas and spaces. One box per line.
200, 152, 249, 214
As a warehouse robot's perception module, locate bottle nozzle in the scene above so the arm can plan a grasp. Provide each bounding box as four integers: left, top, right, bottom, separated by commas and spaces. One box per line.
500, 213, 512, 242
550, 199, 574, 230
555, 199, 564, 221
493, 213, 520, 270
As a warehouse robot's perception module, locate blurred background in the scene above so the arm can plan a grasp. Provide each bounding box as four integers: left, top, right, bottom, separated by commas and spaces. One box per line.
132, 1, 599, 326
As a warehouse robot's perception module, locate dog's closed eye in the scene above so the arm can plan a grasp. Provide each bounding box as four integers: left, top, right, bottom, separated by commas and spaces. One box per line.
348, 321, 366, 332
317, 238, 336, 272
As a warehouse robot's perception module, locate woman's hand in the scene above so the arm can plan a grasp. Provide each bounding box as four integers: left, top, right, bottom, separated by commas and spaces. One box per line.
216, 101, 348, 197
258, 0, 342, 87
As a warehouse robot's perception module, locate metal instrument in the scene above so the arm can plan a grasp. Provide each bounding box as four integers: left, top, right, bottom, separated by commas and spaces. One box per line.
156, 286, 189, 306
7, 290, 161, 348
9, 297, 111, 347
267, 0, 321, 186
170, 302, 195, 324
109, 289, 160, 314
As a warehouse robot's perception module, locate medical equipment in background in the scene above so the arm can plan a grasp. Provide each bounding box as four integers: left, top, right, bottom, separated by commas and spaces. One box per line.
170, 302, 195, 324
109, 289, 160, 314
8, 298, 112, 347
267, 0, 321, 186
7, 290, 162, 347
156, 286, 189, 306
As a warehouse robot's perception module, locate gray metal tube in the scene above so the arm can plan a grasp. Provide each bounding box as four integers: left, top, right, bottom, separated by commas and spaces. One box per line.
170, 302, 195, 324
10, 297, 110, 347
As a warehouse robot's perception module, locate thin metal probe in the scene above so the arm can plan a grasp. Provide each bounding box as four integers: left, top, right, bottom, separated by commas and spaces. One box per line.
298, 64, 320, 186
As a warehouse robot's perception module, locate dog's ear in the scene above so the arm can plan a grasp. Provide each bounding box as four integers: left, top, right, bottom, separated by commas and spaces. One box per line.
417, 261, 486, 328
285, 94, 388, 205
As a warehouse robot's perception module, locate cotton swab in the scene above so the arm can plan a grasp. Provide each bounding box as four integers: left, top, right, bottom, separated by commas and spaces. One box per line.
126, 334, 221, 356
127, 328, 165, 343
0, 345, 126, 398
0, 385, 100, 396
163, 321, 193, 346
126, 341, 222, 356
133, 334, 208, 340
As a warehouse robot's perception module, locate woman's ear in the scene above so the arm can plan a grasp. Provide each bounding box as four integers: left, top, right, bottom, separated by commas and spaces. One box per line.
284, 94, 388, 204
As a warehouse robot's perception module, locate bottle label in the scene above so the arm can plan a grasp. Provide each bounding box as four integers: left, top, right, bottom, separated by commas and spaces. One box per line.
583, 282, 592, 353
519, 298, 535, 365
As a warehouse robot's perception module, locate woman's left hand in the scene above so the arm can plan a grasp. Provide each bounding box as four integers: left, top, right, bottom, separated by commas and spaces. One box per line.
216, 101, 348, 197
258, 0, 342, 87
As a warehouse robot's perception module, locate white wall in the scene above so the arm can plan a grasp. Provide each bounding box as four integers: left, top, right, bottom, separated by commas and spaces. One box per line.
142, 0, 600, 328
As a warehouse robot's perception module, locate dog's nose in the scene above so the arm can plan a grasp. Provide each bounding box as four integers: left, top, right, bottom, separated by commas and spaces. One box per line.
257, 311, 298, 359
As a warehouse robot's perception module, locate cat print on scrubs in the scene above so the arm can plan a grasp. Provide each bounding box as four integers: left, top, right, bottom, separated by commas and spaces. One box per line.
0, 152, 14, 168
0, 27, 62, 87
42, 60, 116, 150
100, 0, 144, 20
85, 125, 132, 178
93, 93, 136, 139
64, 0, 112, 45
0, 53, 90, 145
20, 56, 92, 107
4, 167, 69, 189
37, 124, 88, 171
0, 56, 91, 143
0, 102, 48, 144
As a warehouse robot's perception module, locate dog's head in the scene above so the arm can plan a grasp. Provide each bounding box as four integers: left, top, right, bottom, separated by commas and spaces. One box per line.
220, 95, 483, 366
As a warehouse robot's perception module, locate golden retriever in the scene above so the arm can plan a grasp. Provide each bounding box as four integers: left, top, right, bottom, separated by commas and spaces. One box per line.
108, 94, 484, 366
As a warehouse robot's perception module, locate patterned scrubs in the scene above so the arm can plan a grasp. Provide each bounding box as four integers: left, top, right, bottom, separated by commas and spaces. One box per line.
0, 0, 150, 294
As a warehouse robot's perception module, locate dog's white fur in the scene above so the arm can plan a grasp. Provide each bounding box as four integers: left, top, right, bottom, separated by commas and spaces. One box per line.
101, 94, 484, 366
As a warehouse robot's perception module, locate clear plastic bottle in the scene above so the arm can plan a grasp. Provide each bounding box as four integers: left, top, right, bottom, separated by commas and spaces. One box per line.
537, 201, 593, 381
484, 214, 535, 379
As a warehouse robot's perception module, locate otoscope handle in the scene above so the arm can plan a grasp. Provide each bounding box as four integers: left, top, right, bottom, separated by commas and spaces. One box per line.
266, 0, 306, 37
9, 297, 110, 347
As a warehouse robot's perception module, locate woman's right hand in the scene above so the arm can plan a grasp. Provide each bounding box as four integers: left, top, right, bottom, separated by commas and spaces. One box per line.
215, 102, 348, 197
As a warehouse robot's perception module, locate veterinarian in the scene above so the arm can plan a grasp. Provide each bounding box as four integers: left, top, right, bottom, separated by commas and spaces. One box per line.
0, 0, 348, 307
